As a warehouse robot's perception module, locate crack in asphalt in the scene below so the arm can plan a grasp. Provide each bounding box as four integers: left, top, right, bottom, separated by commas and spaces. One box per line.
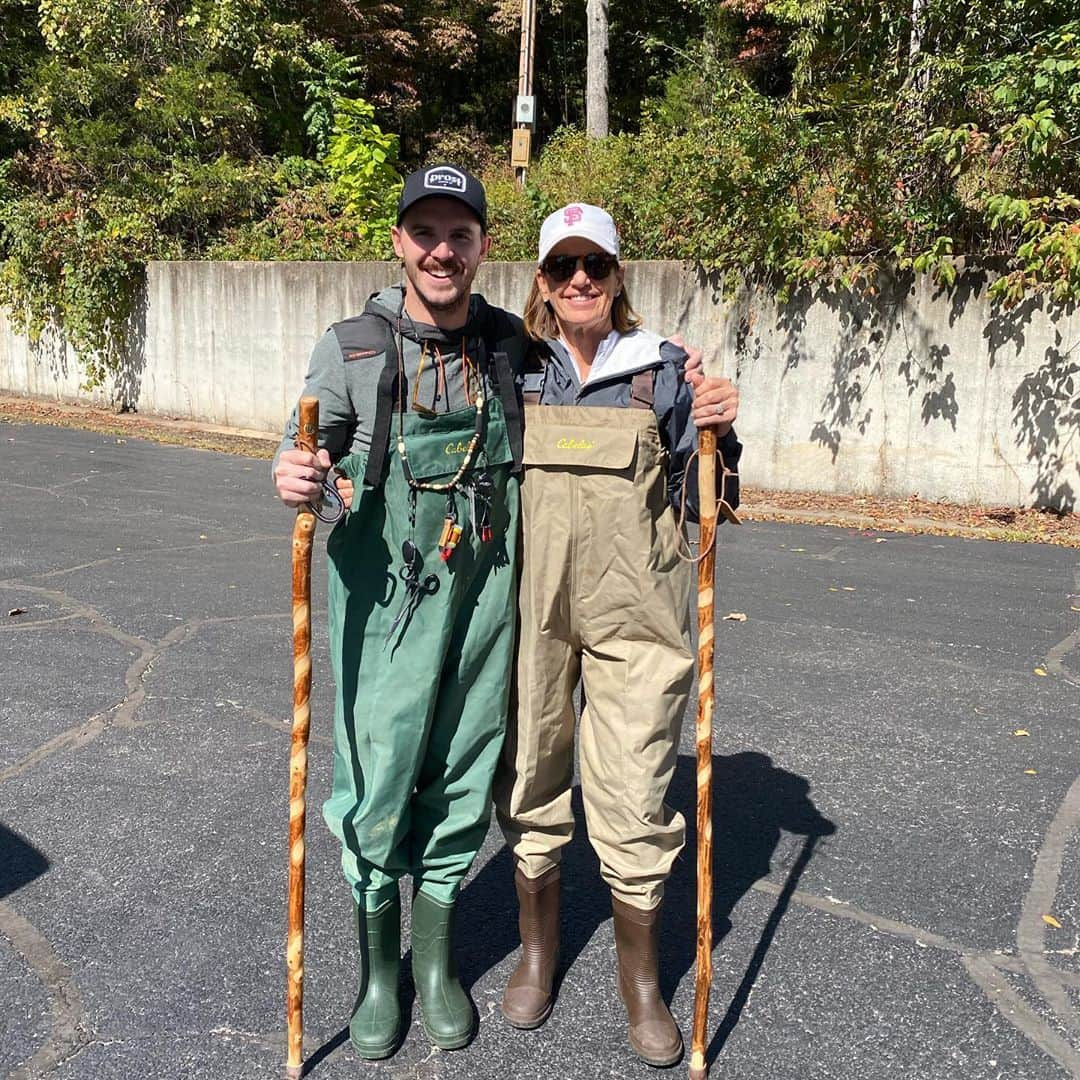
2, 548, 1078, 1076
963, 955, 1080, 1077
0, 903, 89, 1080
117, 613, 291, 732
0, 586, 305, 1077
209, 699, 334, 747
0, 585, 293, 779
1017, 773, 1080, 1038
749, 877, 1080, 990
0, 614, 82, 632
1046, 567, 1080, 687
0, 584, 183, 782
27, 534, 283, 582
0, 479, 62, 501
0, 470, 102, 511
753, 761, 1080, 1072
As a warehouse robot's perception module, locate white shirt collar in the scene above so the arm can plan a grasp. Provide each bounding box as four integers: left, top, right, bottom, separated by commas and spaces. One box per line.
560, 328, 664, 386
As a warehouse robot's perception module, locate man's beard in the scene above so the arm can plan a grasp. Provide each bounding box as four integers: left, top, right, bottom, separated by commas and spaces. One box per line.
416, 288, 466, 312
409, 262, 471, 314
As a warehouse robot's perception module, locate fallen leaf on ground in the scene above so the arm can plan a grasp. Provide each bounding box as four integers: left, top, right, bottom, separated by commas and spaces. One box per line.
8, 607, 27, 616
1034, 667, 1048, 676
1025, 769, 1037, 775
723, 612, 748, 622
842, 586, 856, 591
1013, 729, 1030, 736
875, 538, 889, 543
1042, 915, 1062, 929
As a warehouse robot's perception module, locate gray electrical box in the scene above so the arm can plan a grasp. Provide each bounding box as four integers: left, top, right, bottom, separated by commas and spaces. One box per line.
515, 95, 536, 126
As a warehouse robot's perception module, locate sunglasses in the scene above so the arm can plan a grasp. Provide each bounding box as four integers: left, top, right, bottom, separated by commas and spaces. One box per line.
540, 252, 619, 283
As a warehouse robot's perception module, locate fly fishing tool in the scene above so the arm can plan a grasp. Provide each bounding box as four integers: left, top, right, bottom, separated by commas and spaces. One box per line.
384, 537, 440, 647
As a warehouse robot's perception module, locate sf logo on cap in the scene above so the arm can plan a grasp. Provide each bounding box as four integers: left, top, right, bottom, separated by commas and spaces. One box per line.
563, 206, 584, 226
424, 167, 467, 193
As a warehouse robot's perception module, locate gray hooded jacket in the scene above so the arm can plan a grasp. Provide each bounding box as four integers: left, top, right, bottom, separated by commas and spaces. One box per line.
275, 285, 527, 476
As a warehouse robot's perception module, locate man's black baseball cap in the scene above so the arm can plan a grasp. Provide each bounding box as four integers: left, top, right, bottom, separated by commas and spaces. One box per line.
396, 164, 487, 231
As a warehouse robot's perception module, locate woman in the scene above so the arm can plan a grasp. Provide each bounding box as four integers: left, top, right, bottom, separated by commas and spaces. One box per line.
494, 203, 740, 1066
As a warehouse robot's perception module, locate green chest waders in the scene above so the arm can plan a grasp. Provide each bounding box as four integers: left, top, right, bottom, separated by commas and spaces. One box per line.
324, 397, 519, 912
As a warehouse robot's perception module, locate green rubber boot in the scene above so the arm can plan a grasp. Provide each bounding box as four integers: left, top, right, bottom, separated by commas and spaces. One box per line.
349, 894, 402, 1059
410, 889, 475, 1049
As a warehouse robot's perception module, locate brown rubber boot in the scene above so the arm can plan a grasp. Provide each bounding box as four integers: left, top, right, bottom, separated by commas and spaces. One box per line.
612, 896, 683, 1067
500, 864, 561, 1029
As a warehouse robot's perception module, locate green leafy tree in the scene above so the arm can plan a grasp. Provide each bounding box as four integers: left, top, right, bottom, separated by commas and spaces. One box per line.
0, 0, 399, 383
324, 98, 401, 223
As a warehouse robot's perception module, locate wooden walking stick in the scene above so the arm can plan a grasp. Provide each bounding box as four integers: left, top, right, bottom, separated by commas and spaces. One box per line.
688, 427, 718, 1080
286, 397, 319, 1080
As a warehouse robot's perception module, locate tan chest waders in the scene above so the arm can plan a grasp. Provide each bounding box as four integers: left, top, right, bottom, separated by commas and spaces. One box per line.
323, 392, 519, 913
496, 403, 694, 910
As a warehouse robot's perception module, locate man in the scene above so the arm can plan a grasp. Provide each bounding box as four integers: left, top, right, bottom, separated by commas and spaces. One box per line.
274, 164, 527, 1058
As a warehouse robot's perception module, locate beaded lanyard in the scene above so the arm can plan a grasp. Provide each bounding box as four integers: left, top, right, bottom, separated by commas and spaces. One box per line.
394, 322, 490, 560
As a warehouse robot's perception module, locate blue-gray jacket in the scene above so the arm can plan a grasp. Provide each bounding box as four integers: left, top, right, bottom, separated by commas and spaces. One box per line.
526, 329, 741, 522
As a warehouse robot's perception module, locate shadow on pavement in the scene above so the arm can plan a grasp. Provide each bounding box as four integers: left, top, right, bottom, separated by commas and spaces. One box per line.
457, 751, 836, 1029
0, 822, 50, 900
301, 1026, 349, 1076
706, 829, 825, 1067
305, 751, 835, 1071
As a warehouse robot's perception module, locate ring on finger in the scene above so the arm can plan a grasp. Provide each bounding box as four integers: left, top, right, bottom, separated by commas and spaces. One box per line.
714, 403, 725, 415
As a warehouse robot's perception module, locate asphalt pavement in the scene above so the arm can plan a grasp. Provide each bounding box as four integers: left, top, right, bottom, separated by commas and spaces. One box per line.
1, 421, 1078, 1080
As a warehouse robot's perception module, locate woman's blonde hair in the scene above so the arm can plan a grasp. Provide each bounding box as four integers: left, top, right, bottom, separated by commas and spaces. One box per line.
522, 273, 642, 341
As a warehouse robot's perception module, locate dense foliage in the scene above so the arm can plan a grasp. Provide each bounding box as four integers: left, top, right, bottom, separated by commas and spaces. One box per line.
0, 0, 1076, 383
487, 0, 1080, 305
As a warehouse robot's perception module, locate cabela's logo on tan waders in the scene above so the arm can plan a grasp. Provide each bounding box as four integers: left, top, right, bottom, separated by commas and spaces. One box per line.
555, 437, 595, 450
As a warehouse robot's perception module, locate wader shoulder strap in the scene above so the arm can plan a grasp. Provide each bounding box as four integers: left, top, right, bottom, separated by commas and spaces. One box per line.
522, 342, 547, 406
332, 303, 400, 489
491, 349, 524, 473
629, 367, 657, 410
329, 307, 399, 487
475, 304, 525, 473
363, 349, 399, 488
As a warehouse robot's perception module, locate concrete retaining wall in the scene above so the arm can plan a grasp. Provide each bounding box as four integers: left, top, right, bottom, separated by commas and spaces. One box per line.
1, 260, 1076, 510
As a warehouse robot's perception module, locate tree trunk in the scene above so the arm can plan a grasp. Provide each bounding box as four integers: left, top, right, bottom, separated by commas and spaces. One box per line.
586, 0, 608, 138
909, 0, 925, 62
908, 0, 928, 91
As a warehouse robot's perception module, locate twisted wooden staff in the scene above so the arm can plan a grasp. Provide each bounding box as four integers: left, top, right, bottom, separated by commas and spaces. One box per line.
688, 427, 717, 1080
286, 397, 319, 1080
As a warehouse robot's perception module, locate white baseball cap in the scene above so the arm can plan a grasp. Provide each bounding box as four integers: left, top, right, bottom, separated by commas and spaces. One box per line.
538, 203, 619, 264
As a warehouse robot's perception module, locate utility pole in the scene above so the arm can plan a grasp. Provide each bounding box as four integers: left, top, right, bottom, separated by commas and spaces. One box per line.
586, 0, 608, 138
512, 0, 538, 185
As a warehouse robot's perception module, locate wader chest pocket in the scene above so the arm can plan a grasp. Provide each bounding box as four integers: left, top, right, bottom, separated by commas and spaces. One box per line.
524, 425, 638, 470
402, 408, 514, 484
